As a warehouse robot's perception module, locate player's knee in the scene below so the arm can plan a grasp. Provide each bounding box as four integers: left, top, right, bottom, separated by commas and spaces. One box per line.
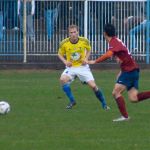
112, 90, 117, 97
129, 95, 138, 103
130, 99, 138, 103
60, 76, 68, 84
112, 90, 121, 98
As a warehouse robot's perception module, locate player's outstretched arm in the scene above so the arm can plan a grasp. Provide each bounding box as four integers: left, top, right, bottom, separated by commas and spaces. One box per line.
88, 60, 96, 64
88, 50, 113, 64
95, 50, 113, 63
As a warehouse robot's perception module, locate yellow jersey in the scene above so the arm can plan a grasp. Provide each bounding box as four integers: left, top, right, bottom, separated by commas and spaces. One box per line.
58, 37, 91, 67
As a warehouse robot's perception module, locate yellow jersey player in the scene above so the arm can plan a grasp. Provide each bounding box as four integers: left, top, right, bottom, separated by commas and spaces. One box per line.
58, 24, 110, 110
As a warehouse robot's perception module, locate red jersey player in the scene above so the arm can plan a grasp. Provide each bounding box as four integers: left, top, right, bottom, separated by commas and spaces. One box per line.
88, 24, 150, 122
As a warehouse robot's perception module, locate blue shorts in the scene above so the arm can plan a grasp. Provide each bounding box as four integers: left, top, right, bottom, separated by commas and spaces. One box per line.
116, 69, 139, 91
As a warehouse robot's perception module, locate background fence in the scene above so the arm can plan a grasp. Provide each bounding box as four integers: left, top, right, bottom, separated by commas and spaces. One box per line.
0, 0, 149, 64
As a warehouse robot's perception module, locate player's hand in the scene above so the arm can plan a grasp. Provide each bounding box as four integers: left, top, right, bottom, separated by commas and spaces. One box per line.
65, 61, 72, 67
88, 60, 96, 64
82, 59, 88, 65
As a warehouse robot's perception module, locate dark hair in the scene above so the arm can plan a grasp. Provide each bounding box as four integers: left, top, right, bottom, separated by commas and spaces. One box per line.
104, 24, 116, 37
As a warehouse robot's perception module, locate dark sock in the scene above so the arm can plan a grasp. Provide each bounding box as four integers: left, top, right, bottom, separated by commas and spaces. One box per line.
137, 91, 150, 101
95, 89, 107, 108
62, 84, 75, 103
115, 96, 128, 118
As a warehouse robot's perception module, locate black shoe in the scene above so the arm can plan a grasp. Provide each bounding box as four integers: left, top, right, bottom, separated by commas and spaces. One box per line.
66, 102, 76, 109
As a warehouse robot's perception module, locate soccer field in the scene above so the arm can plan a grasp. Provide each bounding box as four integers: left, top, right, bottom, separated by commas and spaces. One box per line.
0, 69, 150, 150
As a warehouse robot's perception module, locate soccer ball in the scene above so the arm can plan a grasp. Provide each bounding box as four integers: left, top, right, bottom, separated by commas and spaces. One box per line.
0, 101, 10, 114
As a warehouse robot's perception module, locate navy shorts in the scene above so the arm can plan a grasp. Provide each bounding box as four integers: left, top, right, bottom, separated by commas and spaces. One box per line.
116, 69, 140, 91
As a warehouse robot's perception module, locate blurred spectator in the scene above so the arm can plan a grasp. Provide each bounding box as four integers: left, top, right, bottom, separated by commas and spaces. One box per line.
68, 2, 84, 35
10, 0, 19, 30
0, 11, 3, 40
124, 2, 150, 51
1, 0, 18, 30
0, 1, 6, 40
45, 2, 60, 40
91, 2, 115, 35
2, 1, 8, 30
0, 0, 19, 42
125, 16, 150, 51
18, 0, 35, 41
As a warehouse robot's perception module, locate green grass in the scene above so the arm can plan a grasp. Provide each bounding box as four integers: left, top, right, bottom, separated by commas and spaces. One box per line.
0, 69, 150, 150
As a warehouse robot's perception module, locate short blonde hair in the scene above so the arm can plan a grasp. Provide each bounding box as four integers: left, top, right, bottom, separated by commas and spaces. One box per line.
68, 24, 79, 31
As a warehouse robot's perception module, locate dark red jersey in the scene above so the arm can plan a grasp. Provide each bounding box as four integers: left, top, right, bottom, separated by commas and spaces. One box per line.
109, 37, 139, 72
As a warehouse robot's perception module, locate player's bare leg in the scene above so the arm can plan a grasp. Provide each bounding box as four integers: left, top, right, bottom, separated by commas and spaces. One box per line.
128, 87, 150, 102
128, 88, 138, 102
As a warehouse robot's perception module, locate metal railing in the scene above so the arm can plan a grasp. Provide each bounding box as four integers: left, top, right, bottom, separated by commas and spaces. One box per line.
0, 0, 149, 64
